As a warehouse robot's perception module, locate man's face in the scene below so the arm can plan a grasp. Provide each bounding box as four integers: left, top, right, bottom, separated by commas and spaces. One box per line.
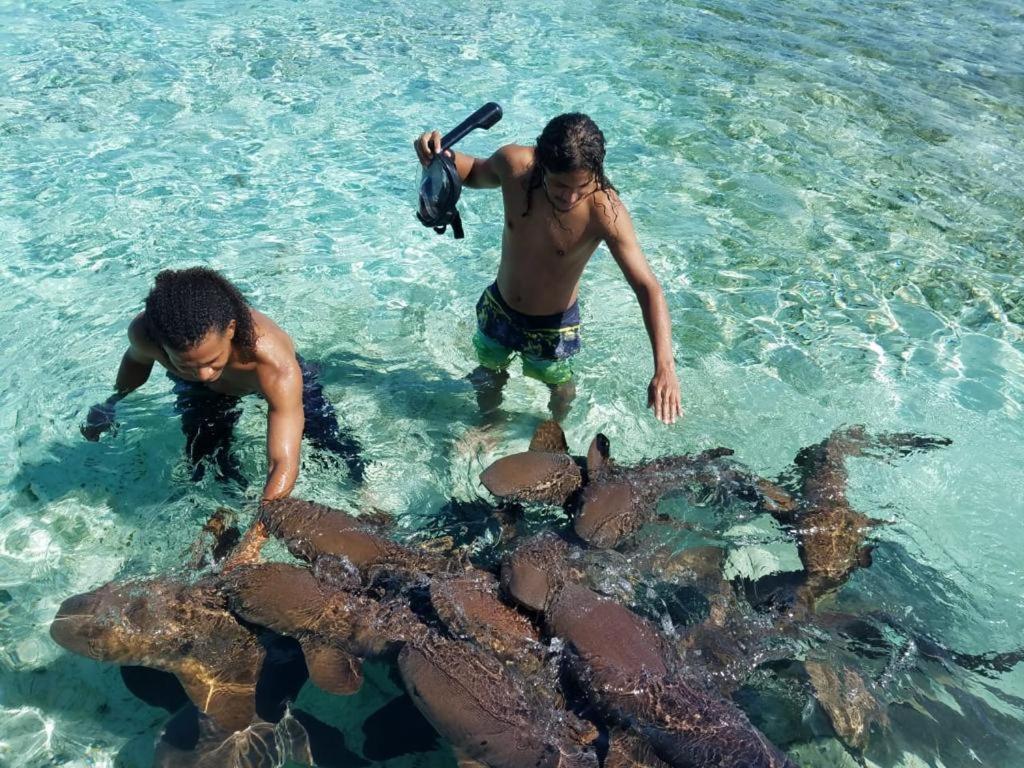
166, 323, 235, 383
542, 168, 597, 212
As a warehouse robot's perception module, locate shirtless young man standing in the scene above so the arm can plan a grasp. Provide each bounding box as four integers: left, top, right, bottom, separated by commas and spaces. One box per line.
80, 267, 364, 499
414, 112, 682, 423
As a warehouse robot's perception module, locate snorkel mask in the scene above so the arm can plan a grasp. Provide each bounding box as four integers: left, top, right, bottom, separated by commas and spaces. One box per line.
417, 153, 464, 238
417, 102, 503, 239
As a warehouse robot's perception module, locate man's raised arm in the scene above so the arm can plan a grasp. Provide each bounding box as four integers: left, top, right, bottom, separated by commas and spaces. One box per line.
413, 130, 505, 189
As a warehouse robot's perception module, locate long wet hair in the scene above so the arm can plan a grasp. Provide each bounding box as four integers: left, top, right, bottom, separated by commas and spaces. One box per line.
523, 113, 617, 218
144, 267, 258, 354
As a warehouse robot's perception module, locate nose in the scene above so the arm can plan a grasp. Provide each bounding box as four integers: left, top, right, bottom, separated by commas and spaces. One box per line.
196, 367, 217, 382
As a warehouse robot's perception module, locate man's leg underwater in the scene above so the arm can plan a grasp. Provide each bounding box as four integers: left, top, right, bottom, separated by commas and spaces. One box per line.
173, 383, 246, 487
468, 365, 510, 420
547, 379, 576, 423
298, 359, 367, 483
523, 355, 576, 423
470, 329, 515, 422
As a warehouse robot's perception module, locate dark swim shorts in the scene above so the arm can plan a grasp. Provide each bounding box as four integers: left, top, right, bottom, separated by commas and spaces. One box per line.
168, 356, 365, 484
473, 282, 581, 386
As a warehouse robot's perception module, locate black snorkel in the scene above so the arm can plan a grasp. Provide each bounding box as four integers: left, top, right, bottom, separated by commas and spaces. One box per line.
417, 102, 503, 239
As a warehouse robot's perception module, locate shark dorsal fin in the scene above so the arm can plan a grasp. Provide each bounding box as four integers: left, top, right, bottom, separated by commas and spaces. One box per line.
586, 434, 611, 476
528, 420, 569, 453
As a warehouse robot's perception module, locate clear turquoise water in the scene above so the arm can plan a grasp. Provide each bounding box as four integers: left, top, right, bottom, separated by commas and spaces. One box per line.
1, 0, 1023, 765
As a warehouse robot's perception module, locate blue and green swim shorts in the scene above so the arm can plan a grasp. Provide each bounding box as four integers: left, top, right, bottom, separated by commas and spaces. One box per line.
472, 282, 581, 386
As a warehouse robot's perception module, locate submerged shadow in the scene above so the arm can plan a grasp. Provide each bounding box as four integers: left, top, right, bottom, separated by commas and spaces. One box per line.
315, 349, 479, 427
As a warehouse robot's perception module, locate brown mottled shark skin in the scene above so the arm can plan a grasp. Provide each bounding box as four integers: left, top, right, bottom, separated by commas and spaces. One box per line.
428, 563, 606, 758
226, 557, 595, 768
50, 577, 265, 732
480, 451, 584, 506
429, 568, 545, 674
603, 729, 673, 768
224, 497, 446, 578
804, 659, 888, 752
770, 426, 952, 608
398, 632, 599, 768
261, 497, 445, 572
478, 421, 795, 549
479, 421, 584, 506
530, 420, 572, 453
574, 435, 795, 549
185, 508, 242, 569
501, 536, 798, 768
222, 560, 418, 696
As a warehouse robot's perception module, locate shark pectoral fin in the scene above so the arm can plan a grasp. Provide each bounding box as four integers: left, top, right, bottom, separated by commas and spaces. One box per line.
529, 420, 570, 453
177, 665, 258, 733
586, 434, 611, 475
181, 712, 315, 767
453, 747, 489, 768
302, 640, 364, 695
221, 519, 271, 572
119, 665, 190, 712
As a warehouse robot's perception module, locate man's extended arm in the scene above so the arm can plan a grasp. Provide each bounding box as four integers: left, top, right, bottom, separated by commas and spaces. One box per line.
414, 130, 503, 189
601, 195, 683, 424
260, 360, 305, 500
81, 319, 156, 440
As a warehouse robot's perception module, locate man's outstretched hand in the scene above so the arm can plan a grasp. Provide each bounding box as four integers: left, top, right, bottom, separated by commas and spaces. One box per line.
648, 368, 682, 424
81, 402, 117, 441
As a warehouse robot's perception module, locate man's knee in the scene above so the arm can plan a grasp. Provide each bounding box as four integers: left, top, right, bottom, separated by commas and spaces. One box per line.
522, 354, 574, 388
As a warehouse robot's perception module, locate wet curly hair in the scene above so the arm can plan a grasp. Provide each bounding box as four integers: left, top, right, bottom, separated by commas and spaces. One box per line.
143, 267, 257, 354
523, 113, 617, 217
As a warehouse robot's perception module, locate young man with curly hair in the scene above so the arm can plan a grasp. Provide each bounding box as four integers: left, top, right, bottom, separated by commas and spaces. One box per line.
414, 112, 681, 423
81, 267, 363, 499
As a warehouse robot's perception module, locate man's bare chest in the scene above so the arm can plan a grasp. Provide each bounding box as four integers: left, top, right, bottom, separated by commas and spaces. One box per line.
204, 373, 262, 397
504, 208, 597, 259
159, 360, 261, 397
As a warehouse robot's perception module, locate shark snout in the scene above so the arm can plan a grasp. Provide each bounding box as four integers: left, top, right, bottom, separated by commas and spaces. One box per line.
50, 593, 106, 656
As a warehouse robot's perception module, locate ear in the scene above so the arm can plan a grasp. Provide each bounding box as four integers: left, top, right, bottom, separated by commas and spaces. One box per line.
225, 319, 237, 341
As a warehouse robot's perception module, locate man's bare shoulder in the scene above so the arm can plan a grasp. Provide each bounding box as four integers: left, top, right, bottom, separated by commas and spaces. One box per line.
591, 186, 632, 239
493, 144, 535, 178
250, 312, 302, 407
250, 310, 297, 369
126, 313, 159, 357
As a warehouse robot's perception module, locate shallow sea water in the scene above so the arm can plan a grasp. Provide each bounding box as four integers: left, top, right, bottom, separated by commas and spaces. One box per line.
1, 0, 1023, 765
